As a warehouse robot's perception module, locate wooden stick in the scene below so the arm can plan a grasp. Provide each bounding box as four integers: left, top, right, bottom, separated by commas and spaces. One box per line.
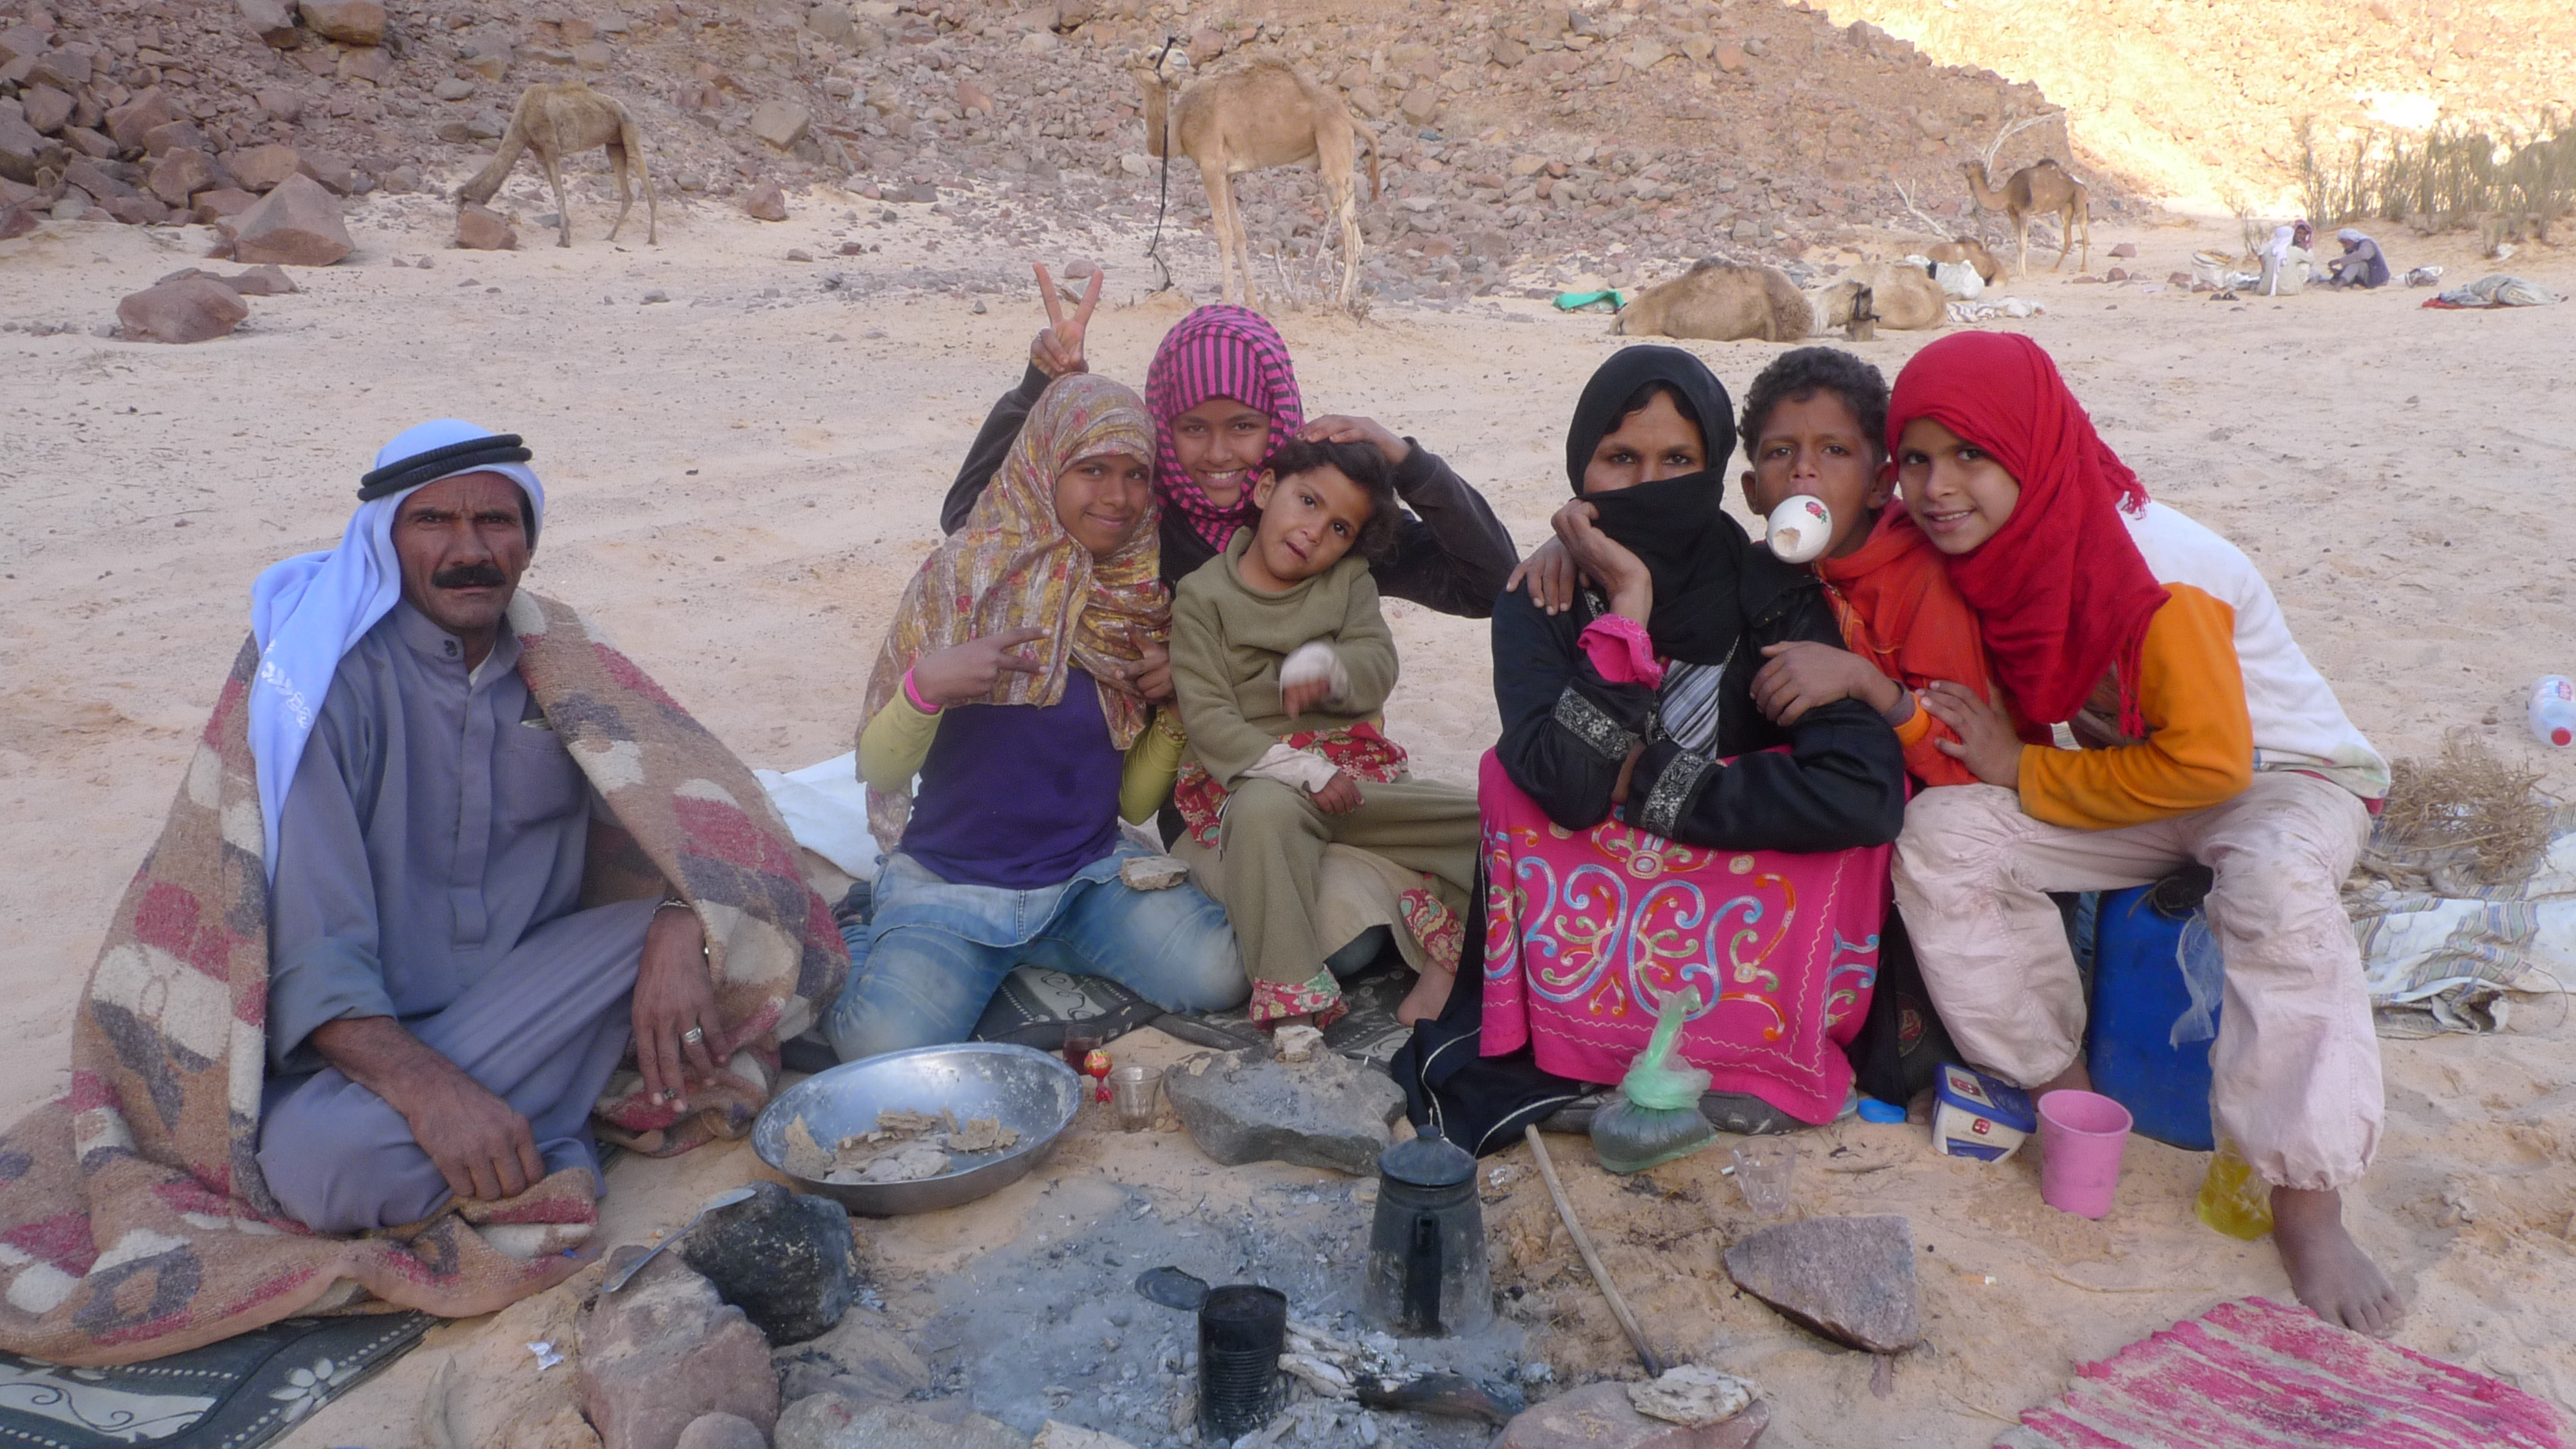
1523, 1125, 1662, 1376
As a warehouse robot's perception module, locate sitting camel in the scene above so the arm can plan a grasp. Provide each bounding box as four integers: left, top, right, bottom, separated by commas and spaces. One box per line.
1809, 261, 1948, 332
1924, 235, 2001, 283
1132, 55, 1379, 310
1959, 158, 2089, 275
455, 80, 657, 247
1609, 259, 1812, 342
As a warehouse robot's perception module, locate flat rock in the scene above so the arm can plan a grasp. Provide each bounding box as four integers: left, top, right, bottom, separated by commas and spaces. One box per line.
0, 203, 38, 240
299, 0, 386, 45
578, 1249, 780, 1449
777, 1398, 1028, 1449
1721, 1215, 1919, 1353
1498, 1383, 1769, 1449
1628, 1366, 1755, 1427
680, 1180, 860, 1344
340, 45, 395, 84
117, 277, 247, 343
2110, 241, 2138, 258
230, 172, 351, 264
434, 77, 477, 101
675, 1413, 767, 1449
455, 201, 517, 249
1163, 1046, 1404, 1176
743, 179, 788, 220
776, 1311, 930, 1404
749, 100, 810, 150
1032, 1423, 1137, 1448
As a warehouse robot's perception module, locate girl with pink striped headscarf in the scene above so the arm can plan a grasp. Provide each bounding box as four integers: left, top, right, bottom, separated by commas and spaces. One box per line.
941, 276, 1518, 636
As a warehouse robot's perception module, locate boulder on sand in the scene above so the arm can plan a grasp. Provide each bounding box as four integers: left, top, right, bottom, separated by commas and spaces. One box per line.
230, 172, 351, 265
578, 1248, 779, 1449
743, 179, 788, 221
1163, 1045, 1406, 1175
454, 201, 517, 250
118, 276, 249, 343
678, 1181, 860, 1344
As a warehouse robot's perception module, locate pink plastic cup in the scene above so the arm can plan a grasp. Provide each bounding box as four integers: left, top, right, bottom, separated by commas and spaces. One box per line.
2037, 1090, 2133, 1219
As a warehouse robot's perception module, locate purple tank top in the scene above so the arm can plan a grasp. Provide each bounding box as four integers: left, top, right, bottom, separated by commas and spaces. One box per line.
899, 671, 1124, 889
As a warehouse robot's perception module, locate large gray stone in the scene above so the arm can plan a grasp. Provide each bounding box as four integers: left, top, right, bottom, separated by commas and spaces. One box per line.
239, 0, 301, 47
1721, 1215, 1919, 1353
1163, 1046, 1405, 1176
679, 1180, 860, 1344
578, 1250, 780, 1449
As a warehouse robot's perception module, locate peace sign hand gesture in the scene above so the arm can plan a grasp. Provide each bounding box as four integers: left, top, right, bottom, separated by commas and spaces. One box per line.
1030, 263, 1103, 379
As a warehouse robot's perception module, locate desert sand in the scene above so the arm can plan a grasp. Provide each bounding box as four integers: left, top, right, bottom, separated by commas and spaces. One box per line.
5, 186, 2575, 1449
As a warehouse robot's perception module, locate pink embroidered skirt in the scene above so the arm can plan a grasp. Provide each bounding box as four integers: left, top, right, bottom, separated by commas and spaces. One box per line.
1476, 750, 1891, 1124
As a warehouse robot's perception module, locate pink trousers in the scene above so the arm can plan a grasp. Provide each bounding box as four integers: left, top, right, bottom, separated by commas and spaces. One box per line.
1892, 773, 2379, 1191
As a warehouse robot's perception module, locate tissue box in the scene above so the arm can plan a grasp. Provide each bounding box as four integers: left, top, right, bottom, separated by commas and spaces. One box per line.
1932, 1063, 2038, 1162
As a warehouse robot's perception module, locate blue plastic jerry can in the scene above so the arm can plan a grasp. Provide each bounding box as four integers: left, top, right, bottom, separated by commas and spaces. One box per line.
2085, 883, 2220, 1151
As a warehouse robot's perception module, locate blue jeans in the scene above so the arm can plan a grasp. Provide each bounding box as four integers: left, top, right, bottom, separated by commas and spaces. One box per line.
825, 842, 1249, 1061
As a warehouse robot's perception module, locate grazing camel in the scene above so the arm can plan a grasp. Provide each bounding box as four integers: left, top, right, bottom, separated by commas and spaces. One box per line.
1132, 56, 1380, 309
455, 80, 657, 247
1959, 158, 2090, 275
1809, 262, 1948, 331
1610, 260, 1812, 342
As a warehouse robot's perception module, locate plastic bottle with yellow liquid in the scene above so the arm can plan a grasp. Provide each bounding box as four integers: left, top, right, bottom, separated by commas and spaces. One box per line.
2194, 1137, 2274, 1239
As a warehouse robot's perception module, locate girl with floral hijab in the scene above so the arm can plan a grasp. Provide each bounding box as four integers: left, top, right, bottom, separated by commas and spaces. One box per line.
828, 374, 1247, 1060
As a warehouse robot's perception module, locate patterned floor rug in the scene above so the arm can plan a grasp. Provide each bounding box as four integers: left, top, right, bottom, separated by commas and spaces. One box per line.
2000, 1297, 2571, 1449
0, 1311, 431, 1449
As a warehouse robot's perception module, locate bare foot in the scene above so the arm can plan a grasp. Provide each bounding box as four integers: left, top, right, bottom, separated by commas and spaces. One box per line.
2273, 1185, 2403, 1336
1394, 965, 1457, 1026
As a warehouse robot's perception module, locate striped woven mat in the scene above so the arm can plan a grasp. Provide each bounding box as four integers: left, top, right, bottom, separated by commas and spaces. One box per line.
2000, 1298, 2571, 1449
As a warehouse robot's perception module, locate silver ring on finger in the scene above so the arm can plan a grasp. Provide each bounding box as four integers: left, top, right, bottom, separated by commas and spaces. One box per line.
680, 1026, 705, 1045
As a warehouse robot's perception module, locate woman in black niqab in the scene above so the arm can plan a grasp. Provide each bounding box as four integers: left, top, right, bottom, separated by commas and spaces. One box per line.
1389, 346, 1909, 1152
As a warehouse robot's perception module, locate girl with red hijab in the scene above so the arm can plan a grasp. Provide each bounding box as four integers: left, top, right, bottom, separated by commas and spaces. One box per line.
1885, 332, 2399, 1336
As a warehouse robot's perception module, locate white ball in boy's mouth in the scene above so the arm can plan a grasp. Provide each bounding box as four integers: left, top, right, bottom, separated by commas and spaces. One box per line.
1765, 495, 1833, 564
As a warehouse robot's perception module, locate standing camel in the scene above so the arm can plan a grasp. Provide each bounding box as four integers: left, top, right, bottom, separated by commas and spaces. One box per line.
455, 80, 657, 247
1132, 56, 1380, 310
1959, 158, 2090, 275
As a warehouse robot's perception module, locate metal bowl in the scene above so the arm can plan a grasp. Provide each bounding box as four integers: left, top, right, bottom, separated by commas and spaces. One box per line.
752, 1041, 1082, 1217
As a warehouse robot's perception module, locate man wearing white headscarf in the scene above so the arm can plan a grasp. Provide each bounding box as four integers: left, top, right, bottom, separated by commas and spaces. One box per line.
251, 420, 721, 1233
2325, 228, 2391, 289
2257, 223, 2310, 296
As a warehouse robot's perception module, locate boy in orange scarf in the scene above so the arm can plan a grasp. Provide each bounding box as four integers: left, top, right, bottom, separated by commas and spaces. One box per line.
1733, 347, 1996, 782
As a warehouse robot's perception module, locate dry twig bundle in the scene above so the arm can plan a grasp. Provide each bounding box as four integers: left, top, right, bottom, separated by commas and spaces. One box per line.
2366, 734, 2551, 887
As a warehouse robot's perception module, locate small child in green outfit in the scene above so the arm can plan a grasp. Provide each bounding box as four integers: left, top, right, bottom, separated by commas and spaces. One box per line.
1169, 439, 1480, 1028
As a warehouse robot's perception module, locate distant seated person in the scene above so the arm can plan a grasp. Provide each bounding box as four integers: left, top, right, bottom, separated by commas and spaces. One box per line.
2324, 228, 2391, 289
0, 421, 839, 1361
1169, 439, 1481, 1030
2257, 221, 2314, 297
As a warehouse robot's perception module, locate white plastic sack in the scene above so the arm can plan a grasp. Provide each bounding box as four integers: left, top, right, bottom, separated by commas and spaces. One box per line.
753, 751, 884, 879
1933, 260, 1985, 300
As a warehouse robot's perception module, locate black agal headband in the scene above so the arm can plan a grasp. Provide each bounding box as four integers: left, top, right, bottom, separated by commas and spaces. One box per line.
356, 434, 533, 501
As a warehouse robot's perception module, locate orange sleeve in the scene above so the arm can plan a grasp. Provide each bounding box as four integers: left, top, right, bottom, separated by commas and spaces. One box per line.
1877, 556, 1995, 789
2016, 586, 2254, 830
1898, 703, 1985, 788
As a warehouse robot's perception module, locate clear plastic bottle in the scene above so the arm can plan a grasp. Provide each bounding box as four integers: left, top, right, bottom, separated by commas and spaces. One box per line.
2194, 1138, 2274, 1241
2530, 676, 2576, 748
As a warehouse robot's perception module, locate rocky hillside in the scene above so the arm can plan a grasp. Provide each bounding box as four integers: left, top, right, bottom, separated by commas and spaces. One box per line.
1816, 0, 2576, 208
5, 0, 2160, 306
